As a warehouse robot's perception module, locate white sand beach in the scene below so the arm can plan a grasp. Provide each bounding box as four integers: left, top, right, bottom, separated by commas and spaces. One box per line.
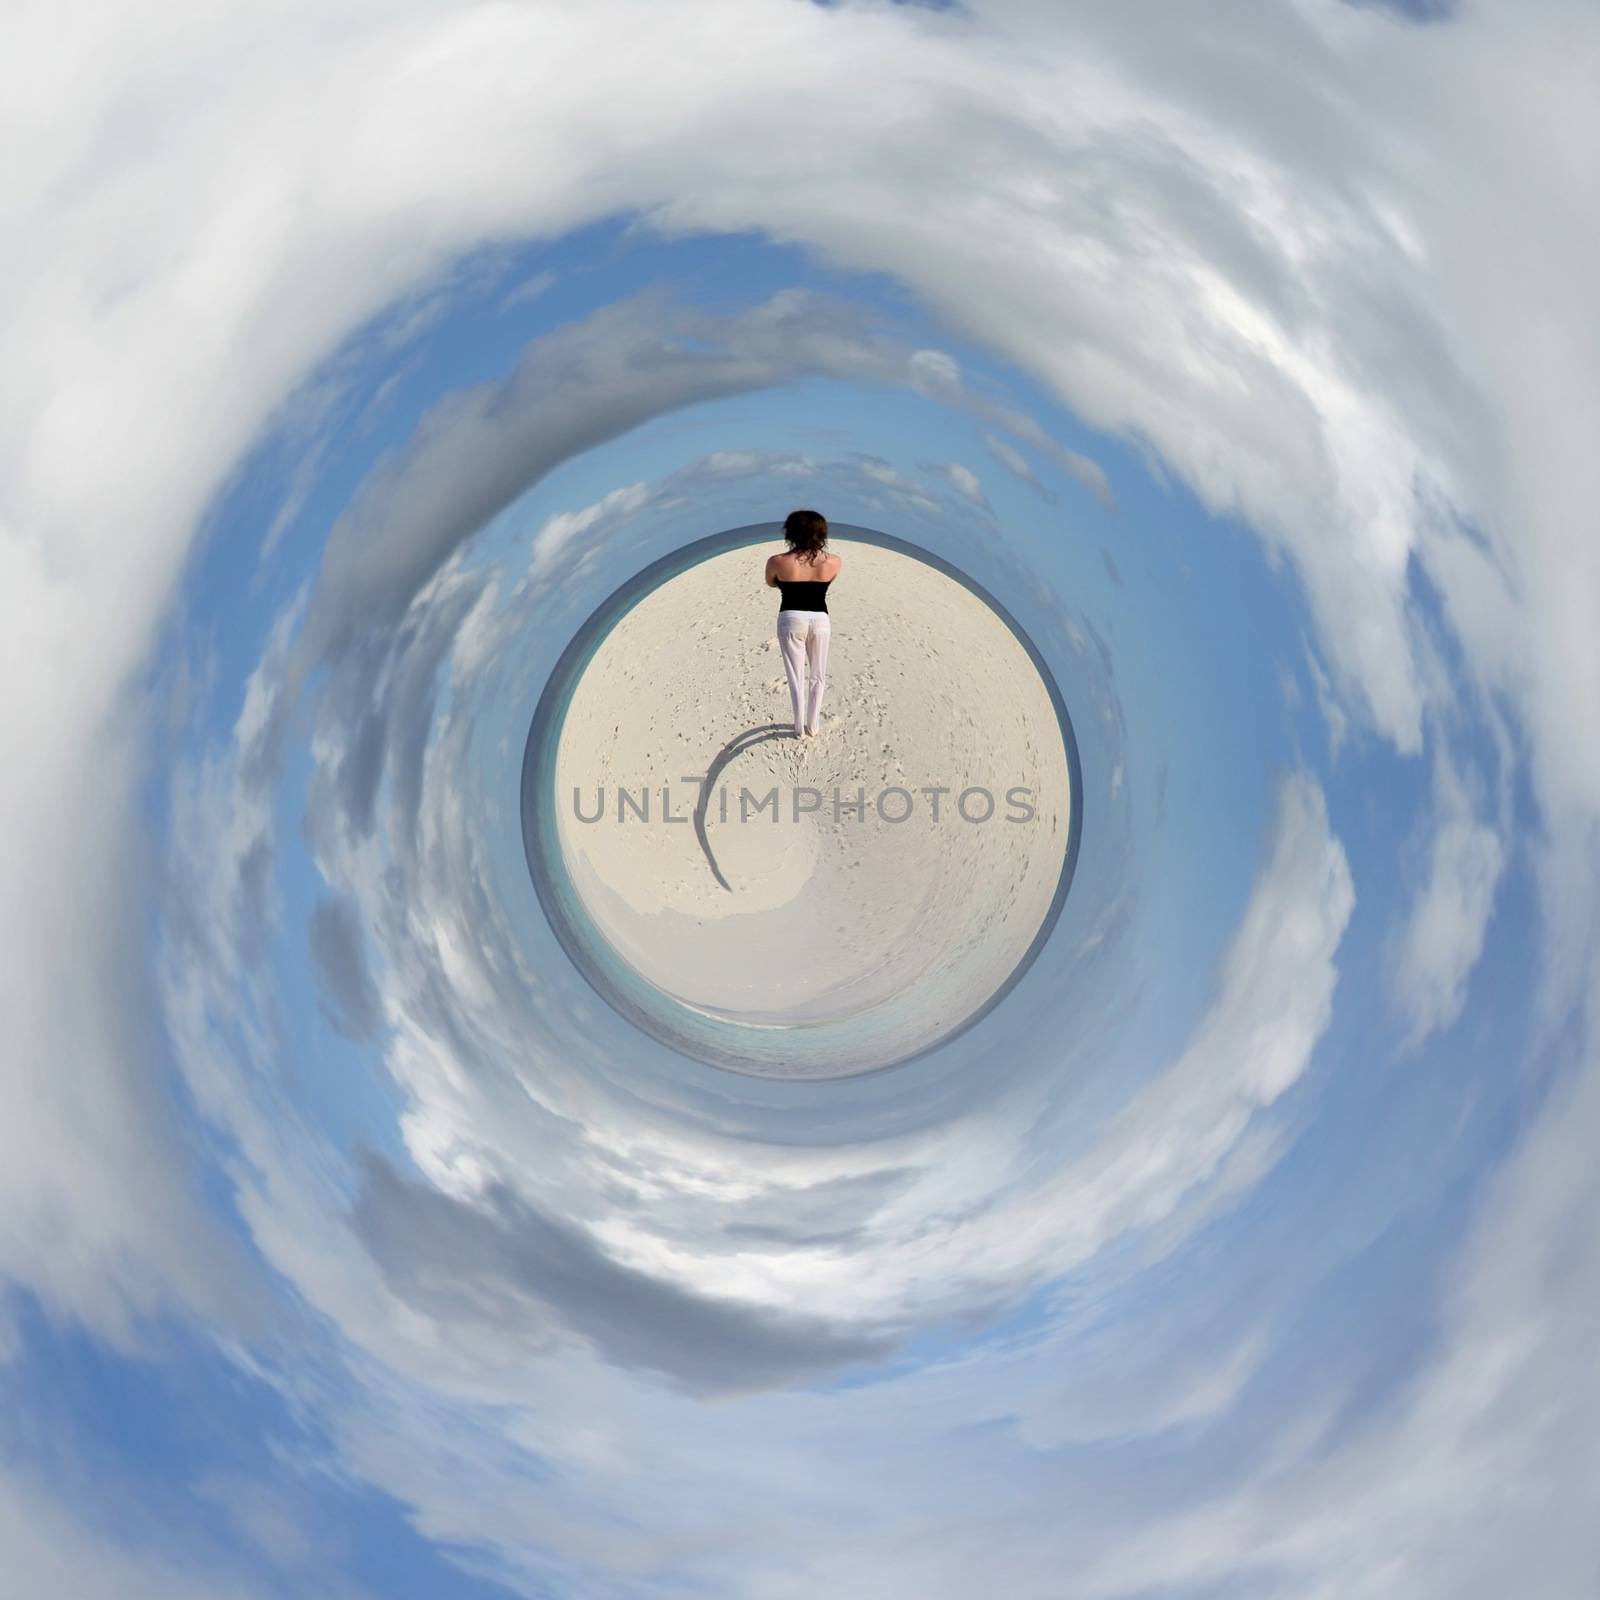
553, 538, 1071, 1075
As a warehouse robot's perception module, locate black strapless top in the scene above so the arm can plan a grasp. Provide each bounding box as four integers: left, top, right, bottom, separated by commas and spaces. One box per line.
777, 578, 832, 613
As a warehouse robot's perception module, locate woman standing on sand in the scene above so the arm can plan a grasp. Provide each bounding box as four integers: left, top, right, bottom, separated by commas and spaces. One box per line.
766, 509, 842, 738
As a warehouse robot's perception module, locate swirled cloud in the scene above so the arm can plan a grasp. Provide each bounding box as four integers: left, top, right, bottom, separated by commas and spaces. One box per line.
4, 0, 1599, 1595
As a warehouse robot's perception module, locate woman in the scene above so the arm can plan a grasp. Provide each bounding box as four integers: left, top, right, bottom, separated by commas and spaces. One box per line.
766, 508, 842, 737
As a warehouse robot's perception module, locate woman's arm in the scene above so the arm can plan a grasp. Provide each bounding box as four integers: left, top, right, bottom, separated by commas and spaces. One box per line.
764, 553, 779, 587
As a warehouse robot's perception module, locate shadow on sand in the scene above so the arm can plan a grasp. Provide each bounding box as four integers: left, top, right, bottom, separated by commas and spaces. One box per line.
693, 722, 797, 891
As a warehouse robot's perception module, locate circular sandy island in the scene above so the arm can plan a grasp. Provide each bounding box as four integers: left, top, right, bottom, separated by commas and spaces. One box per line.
538, 535, 1074, 1078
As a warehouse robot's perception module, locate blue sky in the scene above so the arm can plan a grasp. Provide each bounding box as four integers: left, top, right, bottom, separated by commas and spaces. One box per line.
4, 1, 1599, 1596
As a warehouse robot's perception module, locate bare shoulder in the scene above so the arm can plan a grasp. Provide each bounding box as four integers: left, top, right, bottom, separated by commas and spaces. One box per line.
825, 551, 843, 577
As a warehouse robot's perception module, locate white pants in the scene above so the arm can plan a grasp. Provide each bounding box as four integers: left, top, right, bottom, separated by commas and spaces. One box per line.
777, 609, 831, 735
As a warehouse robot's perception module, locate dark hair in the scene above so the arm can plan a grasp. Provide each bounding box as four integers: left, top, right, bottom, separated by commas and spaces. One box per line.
783, 508, 828, 556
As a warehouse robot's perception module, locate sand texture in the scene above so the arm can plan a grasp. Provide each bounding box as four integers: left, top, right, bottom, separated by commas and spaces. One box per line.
552, 539, 1071, 1073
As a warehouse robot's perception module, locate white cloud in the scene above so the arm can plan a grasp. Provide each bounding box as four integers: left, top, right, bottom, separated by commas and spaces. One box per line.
498, 268, 557, 310
1305, 639, 1350, 759
528, 482, 653, 581
0, 1457, 266, 1600
981, 430, 1045, 493
6, 0, 1600, 1593
1391, 742, 1506, 1048
942, 461, 987, 504
1069, 946, 1600, 1600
